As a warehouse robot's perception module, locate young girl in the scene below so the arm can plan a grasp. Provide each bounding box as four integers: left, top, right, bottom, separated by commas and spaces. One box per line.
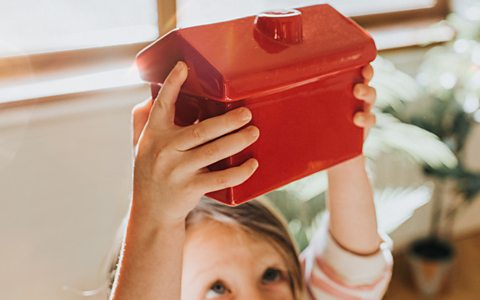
109, 62, 392, 300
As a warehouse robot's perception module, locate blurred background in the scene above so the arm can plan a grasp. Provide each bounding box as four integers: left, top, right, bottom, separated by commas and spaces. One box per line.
1, 0, 479, 299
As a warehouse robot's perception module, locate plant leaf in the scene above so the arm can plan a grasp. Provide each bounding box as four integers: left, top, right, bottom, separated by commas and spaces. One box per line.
365, 113, 458, 169
375, 186, 433, 234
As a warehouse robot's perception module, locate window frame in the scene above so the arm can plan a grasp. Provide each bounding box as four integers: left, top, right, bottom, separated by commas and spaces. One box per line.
352, 0, 450, 27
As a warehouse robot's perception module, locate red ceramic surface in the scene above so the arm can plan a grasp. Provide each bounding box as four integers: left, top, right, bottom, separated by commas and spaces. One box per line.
136, 4, 377, 205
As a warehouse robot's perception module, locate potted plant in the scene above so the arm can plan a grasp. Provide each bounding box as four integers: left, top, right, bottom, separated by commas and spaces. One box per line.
382, 9, 480, 295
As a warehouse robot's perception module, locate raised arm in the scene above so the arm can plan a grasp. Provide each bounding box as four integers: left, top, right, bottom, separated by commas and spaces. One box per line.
302, 66, 392, 300
327, 155, 381, 255
327, 65, 380, 255
110, 62, 259, 299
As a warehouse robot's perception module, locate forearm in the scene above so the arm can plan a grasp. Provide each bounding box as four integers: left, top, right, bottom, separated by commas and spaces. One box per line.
110, 199, 186, 300
327, 155, 381, 255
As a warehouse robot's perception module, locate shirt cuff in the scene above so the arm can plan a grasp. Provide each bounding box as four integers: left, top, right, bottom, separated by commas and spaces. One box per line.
309, 215, 393, 286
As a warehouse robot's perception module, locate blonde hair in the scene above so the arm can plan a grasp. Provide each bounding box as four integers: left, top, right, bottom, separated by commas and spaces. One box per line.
109, 197, 305, 299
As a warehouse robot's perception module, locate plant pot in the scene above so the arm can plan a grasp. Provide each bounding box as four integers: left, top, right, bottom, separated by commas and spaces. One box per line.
406, 237, 455, 297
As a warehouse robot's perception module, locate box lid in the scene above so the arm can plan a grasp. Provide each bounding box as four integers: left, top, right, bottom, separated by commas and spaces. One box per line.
136, 4, 376, 102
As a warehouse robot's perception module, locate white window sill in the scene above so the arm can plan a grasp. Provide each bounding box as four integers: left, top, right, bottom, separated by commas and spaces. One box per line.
0, 66, 145, 105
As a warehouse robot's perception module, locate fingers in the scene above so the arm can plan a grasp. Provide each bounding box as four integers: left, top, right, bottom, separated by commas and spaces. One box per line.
194, 158, 259, 193
353, 112, 376, 128
182, 126, 260, 171
132, 99, 154, 146
354, 70, 377, 130
353, 83, 377, 106
362, 64, 374, 83
173, 107, 253, 151
147, 61, 188, 130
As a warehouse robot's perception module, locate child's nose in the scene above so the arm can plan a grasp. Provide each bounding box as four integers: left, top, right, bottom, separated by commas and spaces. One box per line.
240, 287, 266, 300
243, 291, 262, 300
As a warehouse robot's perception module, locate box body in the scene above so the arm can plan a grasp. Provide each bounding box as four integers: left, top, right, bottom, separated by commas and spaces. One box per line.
137, 4, 377, 205
172, 69, 364, 204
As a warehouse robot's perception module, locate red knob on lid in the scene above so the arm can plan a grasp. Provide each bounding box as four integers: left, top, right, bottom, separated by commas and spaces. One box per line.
254, 9, 303, 44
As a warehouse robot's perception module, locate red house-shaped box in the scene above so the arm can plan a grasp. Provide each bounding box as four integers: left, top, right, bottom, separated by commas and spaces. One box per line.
136, 4, 377, 205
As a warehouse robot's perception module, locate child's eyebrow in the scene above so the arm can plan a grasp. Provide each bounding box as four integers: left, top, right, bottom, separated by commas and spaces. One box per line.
185, 259, 230, 284
255, 254, 286, 269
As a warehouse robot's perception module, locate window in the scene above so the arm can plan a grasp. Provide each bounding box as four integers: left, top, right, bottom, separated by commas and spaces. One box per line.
0, 0, 451, 105
0, 0, 181, 104
0, 0, 159, 57
177, 0, 442, 28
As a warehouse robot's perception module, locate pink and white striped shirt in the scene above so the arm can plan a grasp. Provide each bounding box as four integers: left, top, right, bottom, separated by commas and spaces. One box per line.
300, 220, 393, 300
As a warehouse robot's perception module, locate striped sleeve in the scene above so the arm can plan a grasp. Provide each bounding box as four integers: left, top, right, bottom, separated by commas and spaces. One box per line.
300, 217, 393, 300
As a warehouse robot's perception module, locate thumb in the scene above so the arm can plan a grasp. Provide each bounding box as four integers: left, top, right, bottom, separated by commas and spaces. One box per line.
146, 61, 188, 131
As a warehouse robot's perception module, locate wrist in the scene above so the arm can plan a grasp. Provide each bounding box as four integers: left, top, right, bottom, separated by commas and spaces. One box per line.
127, 208, 186, 246
328, 155, 366, 176
130, 195, 187, 232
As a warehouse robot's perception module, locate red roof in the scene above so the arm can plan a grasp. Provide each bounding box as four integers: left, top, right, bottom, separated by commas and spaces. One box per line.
137, 4, 376, 102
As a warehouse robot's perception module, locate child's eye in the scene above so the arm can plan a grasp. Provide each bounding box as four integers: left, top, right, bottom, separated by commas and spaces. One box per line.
205, 281, 230, 299
261, 267, 283, 284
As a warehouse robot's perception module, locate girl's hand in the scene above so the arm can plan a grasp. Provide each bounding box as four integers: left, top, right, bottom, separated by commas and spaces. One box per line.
132, 62, 260, 226
352, 65, 377, 139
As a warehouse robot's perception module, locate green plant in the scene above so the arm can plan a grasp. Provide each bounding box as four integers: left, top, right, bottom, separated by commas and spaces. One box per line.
378, 13, 480, 238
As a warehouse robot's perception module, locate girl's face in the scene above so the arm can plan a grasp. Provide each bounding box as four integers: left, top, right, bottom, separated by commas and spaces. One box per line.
182, 219, 295, 300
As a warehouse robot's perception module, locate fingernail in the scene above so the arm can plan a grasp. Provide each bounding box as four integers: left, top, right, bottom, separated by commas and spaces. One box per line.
354, 85, 365, 97
249, 126, 260, 137
238, 108, 252, 121
251, 159, 259, 169
175, 61, 186, 72
355, 114, 365, 125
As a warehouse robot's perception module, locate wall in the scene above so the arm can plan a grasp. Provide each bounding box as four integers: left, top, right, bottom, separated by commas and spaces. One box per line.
0, 86, 148, 300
